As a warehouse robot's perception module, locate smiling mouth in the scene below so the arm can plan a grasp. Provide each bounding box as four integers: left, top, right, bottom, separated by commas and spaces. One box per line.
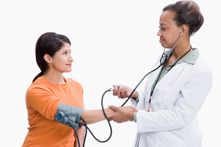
159, 38, 165, 43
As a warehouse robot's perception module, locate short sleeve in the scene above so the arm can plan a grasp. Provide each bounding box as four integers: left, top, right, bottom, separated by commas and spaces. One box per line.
26, 86, 61, 120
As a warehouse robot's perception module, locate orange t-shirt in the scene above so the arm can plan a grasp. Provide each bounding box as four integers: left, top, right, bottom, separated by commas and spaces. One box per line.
22, 76, 84, 147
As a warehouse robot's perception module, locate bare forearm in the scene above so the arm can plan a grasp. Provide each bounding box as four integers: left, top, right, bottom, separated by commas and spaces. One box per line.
81, 108, 114, 124
75, 126, 86, 147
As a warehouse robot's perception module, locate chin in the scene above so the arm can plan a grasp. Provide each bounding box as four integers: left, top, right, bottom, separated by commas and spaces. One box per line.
160, 42, 172, 48
64, 69, 72, 73
161, 44, 172, 49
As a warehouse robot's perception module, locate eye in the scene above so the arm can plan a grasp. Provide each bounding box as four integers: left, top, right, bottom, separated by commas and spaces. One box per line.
161, 27, 166, 31
63, 51, 68, 55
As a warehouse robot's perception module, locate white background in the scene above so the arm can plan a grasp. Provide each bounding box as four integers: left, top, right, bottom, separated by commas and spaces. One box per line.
1, 0, 220, 146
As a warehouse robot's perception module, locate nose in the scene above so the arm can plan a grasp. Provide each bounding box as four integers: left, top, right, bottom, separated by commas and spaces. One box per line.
69, 54, 74, 62
157, 29, 161, 36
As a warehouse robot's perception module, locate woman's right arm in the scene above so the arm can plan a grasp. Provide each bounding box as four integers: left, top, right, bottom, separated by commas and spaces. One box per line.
27, 87, 114, 127
81, 108, 114, 124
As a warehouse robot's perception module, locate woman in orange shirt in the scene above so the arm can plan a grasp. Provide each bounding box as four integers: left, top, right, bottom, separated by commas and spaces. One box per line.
22, 32, 137, 147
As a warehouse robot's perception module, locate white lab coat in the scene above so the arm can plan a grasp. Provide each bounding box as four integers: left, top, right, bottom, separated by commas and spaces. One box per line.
131, 56, 213, 147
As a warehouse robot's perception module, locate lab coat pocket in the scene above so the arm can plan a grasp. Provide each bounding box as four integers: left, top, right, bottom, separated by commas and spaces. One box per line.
158, 129, 185, 147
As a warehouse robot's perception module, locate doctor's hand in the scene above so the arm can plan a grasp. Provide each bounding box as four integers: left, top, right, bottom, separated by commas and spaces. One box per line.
108, 105, 138, 123
112, 85, 138, 99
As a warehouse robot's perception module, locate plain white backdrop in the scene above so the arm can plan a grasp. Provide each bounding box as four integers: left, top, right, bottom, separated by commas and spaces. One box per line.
1, 0, 220, 146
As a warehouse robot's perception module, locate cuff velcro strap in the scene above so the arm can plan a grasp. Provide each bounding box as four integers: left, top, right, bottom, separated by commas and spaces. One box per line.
54, 103, 84, 129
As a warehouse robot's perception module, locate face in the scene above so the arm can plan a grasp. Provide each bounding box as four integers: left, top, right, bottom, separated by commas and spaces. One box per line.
47, 43, 73, 74
157, 10, 181, 48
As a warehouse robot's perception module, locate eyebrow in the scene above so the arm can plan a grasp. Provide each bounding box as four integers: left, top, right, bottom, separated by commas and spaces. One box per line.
61, 48, 71, 51
160, 23, 166, 26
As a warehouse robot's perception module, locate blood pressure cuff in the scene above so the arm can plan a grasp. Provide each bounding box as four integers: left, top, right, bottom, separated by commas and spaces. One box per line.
54, 103, 84, 129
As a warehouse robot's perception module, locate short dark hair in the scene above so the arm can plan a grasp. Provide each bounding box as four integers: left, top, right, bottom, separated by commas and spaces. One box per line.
163, 0, 204, 36
33, 32, 71, 82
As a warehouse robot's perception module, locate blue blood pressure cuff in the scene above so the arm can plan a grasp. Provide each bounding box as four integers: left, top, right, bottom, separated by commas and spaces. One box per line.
54, 103, 84, 129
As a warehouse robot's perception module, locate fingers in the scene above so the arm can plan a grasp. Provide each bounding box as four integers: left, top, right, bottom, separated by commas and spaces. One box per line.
108, 106, 136, 123
112, 85, 119, 97
123, 106, 138, 113
108, 113, 113, 121
113, 85, 132, 98
108, 105, 117, 112
108, 105, 127, 123
109, 106, 137, 114
112, 85, 121, 97
113, 85, 119, 89
113, 84, 138, 99
108, 105, 118, 121
132, 107, 138, 112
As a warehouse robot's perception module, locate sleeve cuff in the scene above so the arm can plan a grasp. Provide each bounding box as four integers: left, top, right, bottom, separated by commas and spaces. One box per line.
132, 93, 139, 103
134, 112, 137, 123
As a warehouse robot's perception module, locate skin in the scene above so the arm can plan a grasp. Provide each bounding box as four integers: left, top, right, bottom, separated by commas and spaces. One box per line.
43, 42, 114, 147
157, 10, 192, 67
109, 10, 192, 123
43, 42, 73, 84
110, 85, 138, 122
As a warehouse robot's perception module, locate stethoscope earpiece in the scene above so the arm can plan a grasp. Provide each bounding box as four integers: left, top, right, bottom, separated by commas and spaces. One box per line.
180, 30, 183, 36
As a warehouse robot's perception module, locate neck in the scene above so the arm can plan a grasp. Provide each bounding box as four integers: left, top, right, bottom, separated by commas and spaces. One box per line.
43, 70, 65, 84
172, 42, 192, 60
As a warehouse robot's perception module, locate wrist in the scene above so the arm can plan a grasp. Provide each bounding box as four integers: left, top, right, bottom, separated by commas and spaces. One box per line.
127, 112, 135, 121
107, 108, 114, 115
105, 108, 114, 118
132, 91, 138, 99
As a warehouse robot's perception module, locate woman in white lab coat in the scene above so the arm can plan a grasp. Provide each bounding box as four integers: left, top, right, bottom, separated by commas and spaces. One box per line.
109, 1, 213, 147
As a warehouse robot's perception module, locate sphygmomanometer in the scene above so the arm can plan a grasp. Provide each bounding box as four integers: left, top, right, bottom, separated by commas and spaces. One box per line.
54, 88, 115, 147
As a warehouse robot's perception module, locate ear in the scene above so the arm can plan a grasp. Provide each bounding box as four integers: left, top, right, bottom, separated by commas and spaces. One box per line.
43, 54, 52, 64
180, 24, 189, 36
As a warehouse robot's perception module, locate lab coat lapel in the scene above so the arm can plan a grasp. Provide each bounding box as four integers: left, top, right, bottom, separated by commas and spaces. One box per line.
150, 64, 186, 109
143, 64, 163, 110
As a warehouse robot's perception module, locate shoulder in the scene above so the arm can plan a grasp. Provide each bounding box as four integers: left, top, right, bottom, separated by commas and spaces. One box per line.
194, 57, 212, 75
65, 78, 83, 91
186, 57, 213, 87
26, 77, 54, 101
27, 77, 51, 91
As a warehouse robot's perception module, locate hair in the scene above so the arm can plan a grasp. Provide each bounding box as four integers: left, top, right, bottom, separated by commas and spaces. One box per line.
32, 32, 71, 82
163, 0, 204, 36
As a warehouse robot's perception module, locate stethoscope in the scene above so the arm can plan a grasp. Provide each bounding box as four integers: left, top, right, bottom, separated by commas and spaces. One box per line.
74, 30, 192, 147
121, 30, 187, 107
133, 30, 192, 147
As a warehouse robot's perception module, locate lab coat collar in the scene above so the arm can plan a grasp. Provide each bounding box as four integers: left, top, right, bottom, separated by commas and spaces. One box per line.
163, 48, 199, 65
